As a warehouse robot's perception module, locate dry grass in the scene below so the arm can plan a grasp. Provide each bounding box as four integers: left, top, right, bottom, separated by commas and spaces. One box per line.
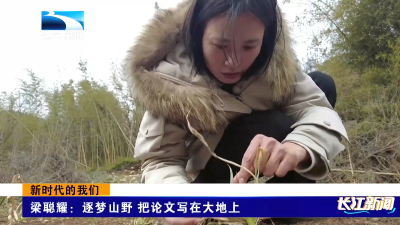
320, 119, 400, 184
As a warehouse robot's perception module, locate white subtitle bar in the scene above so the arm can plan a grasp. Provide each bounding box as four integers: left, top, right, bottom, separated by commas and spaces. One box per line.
110, 184, 400, 197
0, 184, 23, 196
2, 184, 400, 196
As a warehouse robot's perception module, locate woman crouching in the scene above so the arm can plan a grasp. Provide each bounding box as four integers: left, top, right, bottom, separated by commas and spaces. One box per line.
124, 0, 349, 223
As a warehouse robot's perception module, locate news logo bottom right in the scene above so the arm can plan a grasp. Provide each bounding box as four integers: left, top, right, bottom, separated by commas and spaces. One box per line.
338, 197, 396, 215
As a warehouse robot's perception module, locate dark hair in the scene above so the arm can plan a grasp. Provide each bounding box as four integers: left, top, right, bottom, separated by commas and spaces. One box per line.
182, 0, 283, 79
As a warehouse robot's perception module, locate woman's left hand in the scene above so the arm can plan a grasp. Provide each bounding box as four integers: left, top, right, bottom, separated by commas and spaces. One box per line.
233, 134, 311, 183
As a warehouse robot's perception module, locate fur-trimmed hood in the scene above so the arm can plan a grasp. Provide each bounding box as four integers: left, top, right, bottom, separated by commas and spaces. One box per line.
123, 0, 301, 132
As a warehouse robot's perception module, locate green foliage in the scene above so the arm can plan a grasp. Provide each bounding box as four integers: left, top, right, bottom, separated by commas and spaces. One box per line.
283, 0, 400, 183
245, 218, 257, 225
285, 0, 400, 72
336, 0, 400, 71
0, 60, 144, 183
103, 157, 138, 172
18, 69, 46, 115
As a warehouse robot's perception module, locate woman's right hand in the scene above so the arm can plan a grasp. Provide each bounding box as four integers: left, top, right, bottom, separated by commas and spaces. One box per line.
163, 217, 201, 225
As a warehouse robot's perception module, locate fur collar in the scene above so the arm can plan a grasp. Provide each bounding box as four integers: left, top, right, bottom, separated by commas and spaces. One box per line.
123, 0, 300, 132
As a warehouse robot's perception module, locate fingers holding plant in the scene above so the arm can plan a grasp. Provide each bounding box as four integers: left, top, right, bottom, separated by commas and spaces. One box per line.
233, 134, 311, 183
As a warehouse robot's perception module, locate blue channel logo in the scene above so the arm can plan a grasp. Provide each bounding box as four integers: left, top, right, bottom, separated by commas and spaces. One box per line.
42, 11, 84, 30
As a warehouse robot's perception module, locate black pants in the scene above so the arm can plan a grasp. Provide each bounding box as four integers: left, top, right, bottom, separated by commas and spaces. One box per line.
193, 71, 337, 183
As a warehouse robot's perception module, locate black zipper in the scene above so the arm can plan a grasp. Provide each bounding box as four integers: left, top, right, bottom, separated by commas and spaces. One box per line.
235, 95, 243, 102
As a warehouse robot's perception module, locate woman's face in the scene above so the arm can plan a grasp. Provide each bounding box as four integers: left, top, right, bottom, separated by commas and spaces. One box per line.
202, 13, 265, 84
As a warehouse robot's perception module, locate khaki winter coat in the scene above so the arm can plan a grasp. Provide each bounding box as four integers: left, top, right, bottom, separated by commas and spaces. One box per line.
124, 0, 349, 184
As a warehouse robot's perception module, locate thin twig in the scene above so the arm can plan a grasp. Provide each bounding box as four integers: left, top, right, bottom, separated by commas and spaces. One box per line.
332, 169, 400, 176
346, 142, 354, 176
186, 113, 257, 180
307, 0, 348, 41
